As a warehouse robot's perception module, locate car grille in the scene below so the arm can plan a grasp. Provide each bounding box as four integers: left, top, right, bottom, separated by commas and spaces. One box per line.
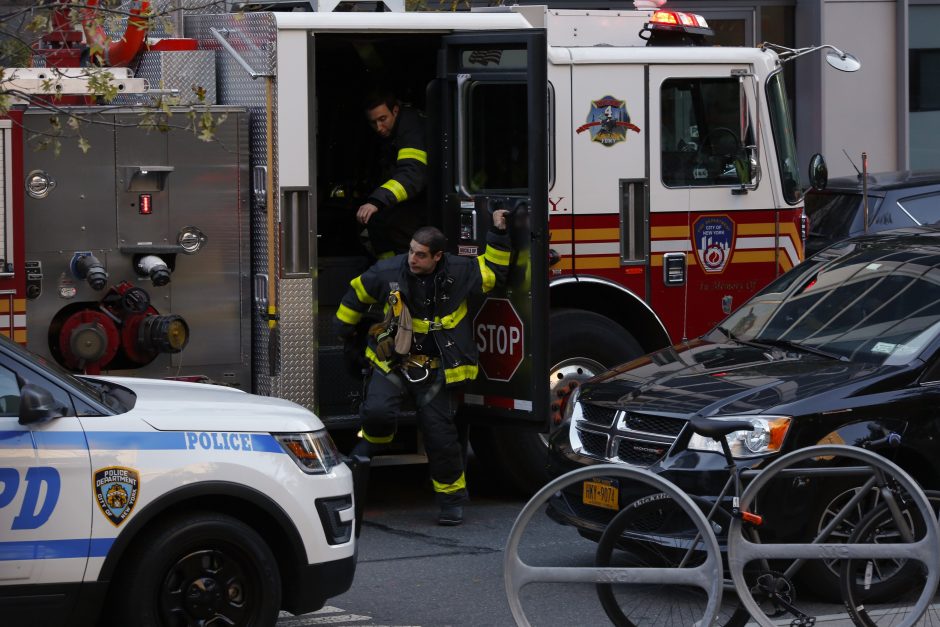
575, 403, 685, 467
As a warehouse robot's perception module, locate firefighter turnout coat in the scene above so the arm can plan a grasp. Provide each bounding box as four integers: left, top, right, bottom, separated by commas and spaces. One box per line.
363, 106, 428, 255
336, 226, 512, 386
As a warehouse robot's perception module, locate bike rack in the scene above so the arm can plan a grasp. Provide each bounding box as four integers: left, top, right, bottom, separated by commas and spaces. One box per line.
503, 464, 724, 627
727, 444, 940, 627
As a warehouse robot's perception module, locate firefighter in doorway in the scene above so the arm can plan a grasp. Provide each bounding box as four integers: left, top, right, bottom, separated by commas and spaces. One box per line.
356, 90, 428, 259
336, 211, 511, 526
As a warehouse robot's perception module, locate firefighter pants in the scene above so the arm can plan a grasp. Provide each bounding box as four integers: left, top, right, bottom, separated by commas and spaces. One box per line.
359, 369, 468, 502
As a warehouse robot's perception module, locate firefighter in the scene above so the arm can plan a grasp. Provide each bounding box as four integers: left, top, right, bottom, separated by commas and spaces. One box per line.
356, 90, 428, 259
336, 210, 511, 526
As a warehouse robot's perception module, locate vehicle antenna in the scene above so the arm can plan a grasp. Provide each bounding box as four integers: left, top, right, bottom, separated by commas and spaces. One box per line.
842, 148, 862, 177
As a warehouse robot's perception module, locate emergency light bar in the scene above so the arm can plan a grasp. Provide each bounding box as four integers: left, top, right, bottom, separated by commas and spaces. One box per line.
641, 9, 714, 46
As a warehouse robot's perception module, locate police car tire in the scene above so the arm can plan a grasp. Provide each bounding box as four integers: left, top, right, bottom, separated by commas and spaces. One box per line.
112, 511, 282, 626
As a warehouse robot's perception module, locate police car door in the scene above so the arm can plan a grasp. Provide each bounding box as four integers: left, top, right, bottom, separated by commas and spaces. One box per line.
431, 30, 549, 423
0, 354, 91, 607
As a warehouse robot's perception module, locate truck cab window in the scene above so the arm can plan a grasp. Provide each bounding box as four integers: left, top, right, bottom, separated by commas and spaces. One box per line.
467, 83, 528, 193
661, 78, 752, 188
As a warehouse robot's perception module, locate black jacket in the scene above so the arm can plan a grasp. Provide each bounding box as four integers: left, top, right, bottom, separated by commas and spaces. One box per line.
366, 106, 428, 213
336, 227, 512, 386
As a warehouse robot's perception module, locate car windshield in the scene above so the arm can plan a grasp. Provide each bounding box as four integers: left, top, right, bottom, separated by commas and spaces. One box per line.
0, 332, 110, 407
711, 239, 940, 365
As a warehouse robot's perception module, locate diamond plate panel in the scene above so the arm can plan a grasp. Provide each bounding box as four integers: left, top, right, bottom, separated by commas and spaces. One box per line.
114, 50, 216, 105
186, 13, 278, 395
274, 278, 315, 409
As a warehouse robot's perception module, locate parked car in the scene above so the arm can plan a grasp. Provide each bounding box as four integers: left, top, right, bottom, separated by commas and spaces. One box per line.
547, 225, 940, 601
805, 170, 940, 256
0, 331, 356, 626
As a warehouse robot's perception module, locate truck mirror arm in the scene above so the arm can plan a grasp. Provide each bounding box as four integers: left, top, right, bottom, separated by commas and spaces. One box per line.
761, 42, 861, 73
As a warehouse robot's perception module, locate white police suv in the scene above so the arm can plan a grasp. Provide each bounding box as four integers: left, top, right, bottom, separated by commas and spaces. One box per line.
0, 333, 356, 626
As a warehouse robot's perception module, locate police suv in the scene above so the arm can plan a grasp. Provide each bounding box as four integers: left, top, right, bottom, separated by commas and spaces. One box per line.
0, 333, 356, 626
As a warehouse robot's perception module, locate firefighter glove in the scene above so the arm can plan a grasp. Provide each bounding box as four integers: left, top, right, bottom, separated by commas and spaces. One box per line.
370, 322, 396, 362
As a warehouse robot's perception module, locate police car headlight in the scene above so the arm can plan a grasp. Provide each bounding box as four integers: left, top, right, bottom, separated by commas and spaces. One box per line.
275, 430, 343, 474
688, 416, 792, 458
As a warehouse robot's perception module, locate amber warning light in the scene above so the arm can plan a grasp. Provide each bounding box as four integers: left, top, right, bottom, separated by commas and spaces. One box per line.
139, 194, 152, 215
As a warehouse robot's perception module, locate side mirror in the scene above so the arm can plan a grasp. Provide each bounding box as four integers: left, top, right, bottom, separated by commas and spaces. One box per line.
808, 153, 828, 191
18, 383, 69, 425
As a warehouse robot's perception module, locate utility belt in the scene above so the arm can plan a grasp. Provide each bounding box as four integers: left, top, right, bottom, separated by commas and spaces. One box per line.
399, 353, 441, 383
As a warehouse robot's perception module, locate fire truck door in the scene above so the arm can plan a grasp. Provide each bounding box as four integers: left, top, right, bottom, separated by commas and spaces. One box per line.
648, 64, 766, 342
431, 30, 549, 424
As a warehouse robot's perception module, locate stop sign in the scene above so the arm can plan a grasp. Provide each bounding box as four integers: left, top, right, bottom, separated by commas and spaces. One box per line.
474, 298, 525, 382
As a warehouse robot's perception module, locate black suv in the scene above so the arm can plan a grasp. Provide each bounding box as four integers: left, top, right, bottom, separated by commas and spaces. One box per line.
547, 226, 940, 600
805, 170, 940, 256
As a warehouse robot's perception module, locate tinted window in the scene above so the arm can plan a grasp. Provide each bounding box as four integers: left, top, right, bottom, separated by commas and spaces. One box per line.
897, 193, 940, 225
467, 82, 527, 193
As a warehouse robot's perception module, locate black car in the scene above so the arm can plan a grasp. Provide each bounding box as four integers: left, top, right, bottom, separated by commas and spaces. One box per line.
805, 170, 940, 256
547, 226, 940, 601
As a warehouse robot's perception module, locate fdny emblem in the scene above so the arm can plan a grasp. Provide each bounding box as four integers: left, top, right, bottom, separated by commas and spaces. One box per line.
693, 215, 735, 274
575, 96, 641, 146
94, 466, 140, 526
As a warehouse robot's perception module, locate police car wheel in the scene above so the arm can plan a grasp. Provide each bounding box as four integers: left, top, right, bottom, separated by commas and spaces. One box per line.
113, 511, 282, 625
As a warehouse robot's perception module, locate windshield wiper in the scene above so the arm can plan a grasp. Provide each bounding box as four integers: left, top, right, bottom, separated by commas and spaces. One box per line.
752, 337, 849, 362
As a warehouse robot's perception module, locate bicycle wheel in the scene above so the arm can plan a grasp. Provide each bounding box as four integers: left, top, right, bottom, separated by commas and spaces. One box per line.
727, 445, 940, 627
504, 465, 724, 627
841, 490, 940, 626
595, 492, 751, 627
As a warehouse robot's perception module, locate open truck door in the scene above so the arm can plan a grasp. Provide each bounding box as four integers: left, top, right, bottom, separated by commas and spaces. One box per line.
430, 30, 549, 450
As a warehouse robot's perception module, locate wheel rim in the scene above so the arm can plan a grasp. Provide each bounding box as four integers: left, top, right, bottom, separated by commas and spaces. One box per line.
544, 356, 605, 446
161, 548, 257, 626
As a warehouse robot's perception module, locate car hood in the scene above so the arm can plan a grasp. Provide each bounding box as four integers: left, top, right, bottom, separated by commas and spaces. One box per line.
578, 339, 882, 416
90, 376, 324, 432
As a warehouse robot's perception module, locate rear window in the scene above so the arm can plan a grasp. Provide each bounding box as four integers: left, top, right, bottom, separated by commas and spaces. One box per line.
805, 192, 867, 240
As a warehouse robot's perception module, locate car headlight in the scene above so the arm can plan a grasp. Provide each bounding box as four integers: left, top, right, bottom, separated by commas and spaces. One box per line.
275, 430, 343, 474
688, 416, 792, 458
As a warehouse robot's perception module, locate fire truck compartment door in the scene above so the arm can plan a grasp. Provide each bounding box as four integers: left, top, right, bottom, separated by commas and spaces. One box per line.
434, 30, 549, 425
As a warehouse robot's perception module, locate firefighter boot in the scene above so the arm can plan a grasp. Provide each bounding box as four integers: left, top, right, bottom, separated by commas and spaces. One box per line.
437, 492, 467, 526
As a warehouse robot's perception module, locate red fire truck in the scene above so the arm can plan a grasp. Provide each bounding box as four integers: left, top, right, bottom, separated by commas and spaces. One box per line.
2, 0, 856, 492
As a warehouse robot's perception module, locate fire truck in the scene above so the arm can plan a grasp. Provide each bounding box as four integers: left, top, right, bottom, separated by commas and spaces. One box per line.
2, 0, 856, 492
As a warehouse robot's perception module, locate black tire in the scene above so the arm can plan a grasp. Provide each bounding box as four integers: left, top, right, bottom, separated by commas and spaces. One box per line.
841, 490, 940, 626
798, 480, 898, 602
112, 511, 282, 626
473, 309, 644, 495
595, 492, 750, 627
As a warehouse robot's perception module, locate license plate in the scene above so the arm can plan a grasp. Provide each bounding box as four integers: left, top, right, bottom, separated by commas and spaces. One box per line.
582, 478, 619, 511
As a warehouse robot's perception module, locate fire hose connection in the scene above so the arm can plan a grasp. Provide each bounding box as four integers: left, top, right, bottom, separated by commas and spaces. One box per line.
136, 254, 171, 287
72, 253, 108, 291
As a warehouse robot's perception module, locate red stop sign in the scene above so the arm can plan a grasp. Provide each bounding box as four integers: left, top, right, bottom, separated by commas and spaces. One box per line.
474, 298, 525, 382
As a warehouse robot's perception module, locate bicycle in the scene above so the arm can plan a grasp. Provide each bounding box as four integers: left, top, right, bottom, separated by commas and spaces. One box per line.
504, 415, 940, 626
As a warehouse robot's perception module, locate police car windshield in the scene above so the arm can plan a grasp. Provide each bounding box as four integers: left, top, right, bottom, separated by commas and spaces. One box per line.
0, 332, 117, 410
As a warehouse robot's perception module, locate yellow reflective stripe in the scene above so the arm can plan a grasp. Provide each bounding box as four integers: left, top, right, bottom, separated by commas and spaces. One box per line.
444, 364, 478, 385
478, 256, 496, 293
362, 431, 394, 444
350, 276, 377, 304
411, 301, 468, 333
439, 300, 467, 329
381, 179, 408, 203
365, 346, 392, 373
336, 303, 362, 325
397, 147, 428, 165
377, 250, 395, 260
484, 245, 510, 266
432, 472, 467, 494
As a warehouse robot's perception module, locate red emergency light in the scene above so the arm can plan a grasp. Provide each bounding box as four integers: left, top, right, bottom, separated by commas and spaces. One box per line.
650, 10, 708, 28
642, 9, 714, 46
139, 193, 152, 215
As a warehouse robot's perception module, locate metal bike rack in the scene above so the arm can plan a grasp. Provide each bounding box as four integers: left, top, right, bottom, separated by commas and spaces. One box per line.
503, 464, 724, 627
727, 444, 940, 627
